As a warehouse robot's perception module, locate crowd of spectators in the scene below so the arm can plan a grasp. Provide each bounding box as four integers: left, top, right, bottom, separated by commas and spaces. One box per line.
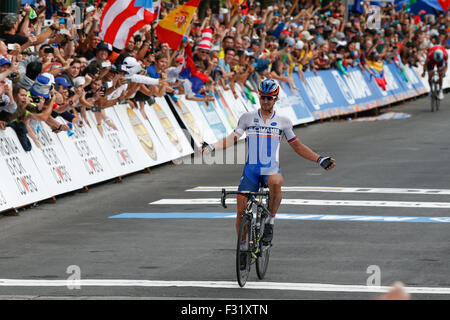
0, 0, 448, 152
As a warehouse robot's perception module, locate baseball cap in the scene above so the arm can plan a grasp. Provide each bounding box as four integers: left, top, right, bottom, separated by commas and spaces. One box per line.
29, 74, 53, 98
301, 31, 314, 41
0, 58, 11, 66
95, 41, 113, 55
55, 77, 72, 87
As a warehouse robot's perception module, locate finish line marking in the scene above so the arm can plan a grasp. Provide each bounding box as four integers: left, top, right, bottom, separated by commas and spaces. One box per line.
149, 198, 450, 209
109, 212, 450, 223
187, 186, 450, 195
0, 279, 449, 295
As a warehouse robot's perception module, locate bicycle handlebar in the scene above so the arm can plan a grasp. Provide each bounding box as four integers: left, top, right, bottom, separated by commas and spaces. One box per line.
221, 188, 270, 208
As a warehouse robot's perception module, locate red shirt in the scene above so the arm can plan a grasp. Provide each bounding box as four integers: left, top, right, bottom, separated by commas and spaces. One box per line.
426, 45, 448, 66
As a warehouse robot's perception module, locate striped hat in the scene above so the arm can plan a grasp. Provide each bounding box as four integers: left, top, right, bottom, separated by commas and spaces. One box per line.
196, 28, 213, 51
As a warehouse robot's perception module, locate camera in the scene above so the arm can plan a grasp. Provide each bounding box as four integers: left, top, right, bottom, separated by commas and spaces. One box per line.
30, 95, 41, 103
44, 47, 54, 54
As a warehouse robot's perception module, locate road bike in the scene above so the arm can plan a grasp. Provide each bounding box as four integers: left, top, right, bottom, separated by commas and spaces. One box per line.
221, 187, 272, 287
430, 67, 441, 112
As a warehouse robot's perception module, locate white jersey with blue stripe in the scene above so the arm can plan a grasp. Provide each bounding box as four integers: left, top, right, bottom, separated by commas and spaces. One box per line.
233, 109, 297, 174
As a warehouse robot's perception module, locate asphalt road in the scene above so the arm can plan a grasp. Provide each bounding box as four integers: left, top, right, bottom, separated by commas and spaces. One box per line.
0, 94, 449, 302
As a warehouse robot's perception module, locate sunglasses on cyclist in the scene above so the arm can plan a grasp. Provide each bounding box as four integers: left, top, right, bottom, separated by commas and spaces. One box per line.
259, 95, 276, 101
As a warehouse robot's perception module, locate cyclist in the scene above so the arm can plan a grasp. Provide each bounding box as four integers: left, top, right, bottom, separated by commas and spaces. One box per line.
202, 79, 335, 250
422, 42, 448, 100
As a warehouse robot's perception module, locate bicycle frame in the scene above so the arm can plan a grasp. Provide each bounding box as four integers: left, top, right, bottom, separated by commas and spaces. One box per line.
221, 188, 272, 287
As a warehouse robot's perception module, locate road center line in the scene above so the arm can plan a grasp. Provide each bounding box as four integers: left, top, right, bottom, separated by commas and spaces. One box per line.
0, 279, 449, 295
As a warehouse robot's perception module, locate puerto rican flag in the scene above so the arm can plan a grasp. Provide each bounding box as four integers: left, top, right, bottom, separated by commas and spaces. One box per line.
100, 0, 159, 50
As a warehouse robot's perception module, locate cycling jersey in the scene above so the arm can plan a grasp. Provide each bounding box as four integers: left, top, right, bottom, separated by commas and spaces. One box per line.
426, 45, 448, 69
234, 109, 297, 191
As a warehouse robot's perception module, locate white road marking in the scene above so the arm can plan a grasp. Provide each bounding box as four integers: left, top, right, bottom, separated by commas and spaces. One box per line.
186, 186, 450, 195
0, 279, 449, 295
150, 198, 450, 209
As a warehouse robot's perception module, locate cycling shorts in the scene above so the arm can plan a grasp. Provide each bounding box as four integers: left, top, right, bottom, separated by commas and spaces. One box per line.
427, 61, 445, 72
237, 164, 282, 193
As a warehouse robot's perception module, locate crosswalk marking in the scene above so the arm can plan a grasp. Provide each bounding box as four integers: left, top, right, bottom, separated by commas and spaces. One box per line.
150, 198, 450, 209
186, 186, 450, 195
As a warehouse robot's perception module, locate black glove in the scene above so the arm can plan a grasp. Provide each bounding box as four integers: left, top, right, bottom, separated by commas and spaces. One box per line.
202, 142, 215, 153
317, 156, 334, 170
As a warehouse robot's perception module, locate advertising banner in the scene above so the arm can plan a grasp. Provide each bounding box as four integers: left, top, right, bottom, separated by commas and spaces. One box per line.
386, 64, 417, 100
213, 89, 238, 130
0, 127, 52, 208
144, 99, 193, 160
55, 116, 117, 185
278, 81, 315, 125
0, 179, 14, 213
29, 121, 84, 196
168, 96, 209, 148
405, 65, 427, 95
234, 84, 260, 112
219, 87, 248, 120
192, 99, 231, 141
114, 104, 170, 167
86, 109, 145, 176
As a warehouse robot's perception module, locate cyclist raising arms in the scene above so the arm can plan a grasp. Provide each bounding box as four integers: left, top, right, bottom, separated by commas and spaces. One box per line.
203, 79, 335, 246
422, 40, 448, 100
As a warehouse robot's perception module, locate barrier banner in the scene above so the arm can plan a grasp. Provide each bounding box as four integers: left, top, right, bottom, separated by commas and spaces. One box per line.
0, 127, 52, 208
278, 81, 315, 125
218, 87, 248, 120
404, 65, 427, 95
192, 99, 231, 141
29, 121, 84, 196
114, 104, 170, 167
144, 99, 193, 160
213, 89, 238, 130
234, 84, 259, 112
360, 68, 397, 106
56, 116, 117, 185
387, 64, 417, 100
0, 179, 13, 212
168, 96, 207, 148
86, 109, 144, 176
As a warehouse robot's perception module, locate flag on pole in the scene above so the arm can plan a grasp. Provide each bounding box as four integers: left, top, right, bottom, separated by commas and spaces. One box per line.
179, 43, 209, 96
156, 0, 201, 50
99, 0, 159, 50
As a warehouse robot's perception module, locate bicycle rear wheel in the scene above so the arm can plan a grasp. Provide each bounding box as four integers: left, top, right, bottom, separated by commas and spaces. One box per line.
236, 215, 252, 287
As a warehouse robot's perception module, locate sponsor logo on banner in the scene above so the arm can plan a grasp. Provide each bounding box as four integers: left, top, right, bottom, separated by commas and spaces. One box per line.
126, 107, 158, 161
37, 126, 72, 185
102, 122, 135, 168
383, 65, 399, 91
153, 102, 183, 153
70, 124, 105, 176
0, 135, 38, 195
305, 75, 333, 110
175, 99, 203, 144
346, 70, 373, 101
331, 70, 355, 105
0, 189, 8, 208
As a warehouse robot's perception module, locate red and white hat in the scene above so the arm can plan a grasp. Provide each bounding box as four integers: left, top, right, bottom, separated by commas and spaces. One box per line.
196, 28, 213, 51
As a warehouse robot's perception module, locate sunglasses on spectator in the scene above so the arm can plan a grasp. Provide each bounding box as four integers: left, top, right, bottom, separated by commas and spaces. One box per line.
259, 95, 276, 101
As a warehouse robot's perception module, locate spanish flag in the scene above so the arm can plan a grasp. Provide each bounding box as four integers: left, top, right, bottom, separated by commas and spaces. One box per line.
156, 0, 201, 50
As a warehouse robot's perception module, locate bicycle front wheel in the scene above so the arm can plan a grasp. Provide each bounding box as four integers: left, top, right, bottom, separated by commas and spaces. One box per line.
236, 215, 252, 287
